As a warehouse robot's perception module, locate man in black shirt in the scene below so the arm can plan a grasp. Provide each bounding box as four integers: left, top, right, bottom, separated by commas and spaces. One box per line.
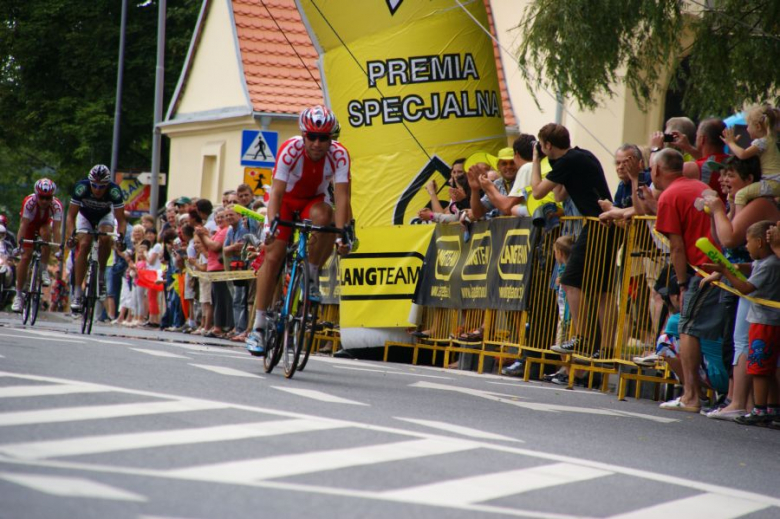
530, 123, 615, 356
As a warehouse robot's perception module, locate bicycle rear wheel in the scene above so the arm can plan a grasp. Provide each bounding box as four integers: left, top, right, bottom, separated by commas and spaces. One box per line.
282, 263, 309, 379
297, 302, 319, 372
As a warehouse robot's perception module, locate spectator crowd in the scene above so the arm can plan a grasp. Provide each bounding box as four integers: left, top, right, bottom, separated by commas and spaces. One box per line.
412, 104, 780, 427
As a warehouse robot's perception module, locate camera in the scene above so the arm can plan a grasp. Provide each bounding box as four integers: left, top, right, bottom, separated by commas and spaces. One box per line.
535, 141, 542, 154
663, 133, 675, 143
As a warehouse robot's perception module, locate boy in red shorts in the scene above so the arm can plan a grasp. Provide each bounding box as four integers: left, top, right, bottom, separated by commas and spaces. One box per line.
708, 220, 780, 425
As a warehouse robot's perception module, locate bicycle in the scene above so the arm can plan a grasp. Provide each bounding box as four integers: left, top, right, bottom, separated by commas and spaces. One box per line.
73, 229, 119, 335
262, 216, 349, 379
19, 237, 61, 326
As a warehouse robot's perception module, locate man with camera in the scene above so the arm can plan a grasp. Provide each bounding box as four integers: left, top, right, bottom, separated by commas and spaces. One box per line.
530, 123, 613, 357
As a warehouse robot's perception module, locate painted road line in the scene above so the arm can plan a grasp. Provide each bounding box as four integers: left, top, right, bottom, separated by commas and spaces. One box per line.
0, 472, 146, 501
0, 399, 226, 427
0, 418, 350, 460
168, 438, 478, 482
131, 348, 190, 359
332, 365, 452, 379
412, 381, 679, 422
608, 492, 770, 519
93, 339, 132, 345
487, 381, 608, 396
1, 333, 81, 344
383, 463, 612, 506
189, 364, 263, 378
0, 384, 107, 398
394, 417, 523, 442
271, 386, 368, 406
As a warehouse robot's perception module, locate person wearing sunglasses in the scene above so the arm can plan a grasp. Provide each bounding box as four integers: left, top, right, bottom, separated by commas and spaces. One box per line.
64, 164, 127, 313
10, 178, 64, 312
246, 105, 352, 356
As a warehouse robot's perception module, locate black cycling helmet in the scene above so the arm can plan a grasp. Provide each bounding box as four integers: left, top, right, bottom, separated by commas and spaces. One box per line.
88, 164, 111, 183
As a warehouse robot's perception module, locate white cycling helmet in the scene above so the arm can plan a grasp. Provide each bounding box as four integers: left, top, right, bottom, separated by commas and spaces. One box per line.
88, 164, 111, 183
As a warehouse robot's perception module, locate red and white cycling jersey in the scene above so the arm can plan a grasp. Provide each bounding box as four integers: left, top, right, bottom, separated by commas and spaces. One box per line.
273, 136, 351, 202
21, 194, 63, 226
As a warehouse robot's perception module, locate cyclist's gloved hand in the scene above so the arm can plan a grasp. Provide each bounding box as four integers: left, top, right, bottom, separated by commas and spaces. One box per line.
11, 247, 22, 258
116, 234, 127, 252
261, 224, 275, 246
335, 237, 351, 257
66, 236, 77, 249
54, 250, 63, 261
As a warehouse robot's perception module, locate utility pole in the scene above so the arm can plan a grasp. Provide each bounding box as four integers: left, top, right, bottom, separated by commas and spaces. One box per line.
110, 0, 128, 183
149, 0, 166, 225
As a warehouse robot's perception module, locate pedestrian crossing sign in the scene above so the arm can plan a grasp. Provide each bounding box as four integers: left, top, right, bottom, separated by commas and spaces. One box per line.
241, 130, 278, 167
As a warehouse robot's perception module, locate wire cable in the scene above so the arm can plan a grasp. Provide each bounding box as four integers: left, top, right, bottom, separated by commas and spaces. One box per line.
260, 0, 322, 89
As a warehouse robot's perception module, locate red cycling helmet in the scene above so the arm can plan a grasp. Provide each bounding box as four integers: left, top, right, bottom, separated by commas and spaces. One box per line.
298, 105, 338, 135
34, 178, 57, 196
0, 214, 6, 226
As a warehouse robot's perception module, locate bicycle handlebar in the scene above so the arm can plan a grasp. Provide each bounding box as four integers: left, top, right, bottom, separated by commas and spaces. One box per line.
269, 217, 345, 238
21, 239, 61, 248
74, 230, 120, 238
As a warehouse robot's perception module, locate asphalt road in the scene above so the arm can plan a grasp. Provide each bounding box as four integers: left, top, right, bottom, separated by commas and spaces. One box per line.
0, 312, 778, 519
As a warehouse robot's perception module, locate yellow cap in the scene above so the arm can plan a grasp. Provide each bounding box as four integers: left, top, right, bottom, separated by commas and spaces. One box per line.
496, 147, 514, 162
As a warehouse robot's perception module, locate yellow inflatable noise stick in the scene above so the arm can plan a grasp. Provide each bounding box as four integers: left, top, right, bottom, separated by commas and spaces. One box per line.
233, 204, 266, 223
695, 237, 747, 281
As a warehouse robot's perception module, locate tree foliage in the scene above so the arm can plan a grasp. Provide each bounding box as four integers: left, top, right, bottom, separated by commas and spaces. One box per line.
0, 0, 200, 228
517, 0, 780, 117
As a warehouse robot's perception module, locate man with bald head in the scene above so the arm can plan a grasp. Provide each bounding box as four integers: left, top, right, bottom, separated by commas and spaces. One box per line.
653, 148, 725, 412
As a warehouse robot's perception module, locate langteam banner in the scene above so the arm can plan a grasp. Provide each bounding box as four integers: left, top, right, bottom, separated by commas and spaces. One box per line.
416, 218, 537, 311
339, 225, 434, 328
297, 0, 507, 228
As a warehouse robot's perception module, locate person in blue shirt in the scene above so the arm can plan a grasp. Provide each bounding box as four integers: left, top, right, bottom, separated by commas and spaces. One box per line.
64, 164, 127, 312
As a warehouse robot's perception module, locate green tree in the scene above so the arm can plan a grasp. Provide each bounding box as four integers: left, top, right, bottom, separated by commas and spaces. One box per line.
0, 0, 200, 226
517, 0, 780, 117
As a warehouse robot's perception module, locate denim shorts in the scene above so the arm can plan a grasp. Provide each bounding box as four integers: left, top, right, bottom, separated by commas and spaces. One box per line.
678, 277, 725, 341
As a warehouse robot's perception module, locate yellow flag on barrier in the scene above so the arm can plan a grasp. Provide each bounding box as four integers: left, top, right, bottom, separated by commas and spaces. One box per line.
339, 225, 434, 328
297, 0, 507, 228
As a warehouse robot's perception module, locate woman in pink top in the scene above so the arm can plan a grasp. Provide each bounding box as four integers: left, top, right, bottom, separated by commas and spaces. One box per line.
195, 207, 234, 337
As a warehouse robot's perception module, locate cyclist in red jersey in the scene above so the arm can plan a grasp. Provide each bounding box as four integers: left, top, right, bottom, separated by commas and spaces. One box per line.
12, 178, 63, 312
246, 106, 352, 355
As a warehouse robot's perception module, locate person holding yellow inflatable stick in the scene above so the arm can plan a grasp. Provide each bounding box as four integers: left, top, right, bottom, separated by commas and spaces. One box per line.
245, 106, 352, 357
652, 148, 725, 413
702, 221, 780, 426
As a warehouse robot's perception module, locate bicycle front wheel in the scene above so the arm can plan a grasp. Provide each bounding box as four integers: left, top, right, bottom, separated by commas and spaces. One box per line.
21, 260, 37, 325
81, 263, 97, 335
29, 260, 42, 326
297, 301, 319, 372
282, 262, 310, 379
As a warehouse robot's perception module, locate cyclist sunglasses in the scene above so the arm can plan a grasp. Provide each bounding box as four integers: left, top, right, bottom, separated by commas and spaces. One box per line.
306, 132, 331, 143
90, 182, 108, 189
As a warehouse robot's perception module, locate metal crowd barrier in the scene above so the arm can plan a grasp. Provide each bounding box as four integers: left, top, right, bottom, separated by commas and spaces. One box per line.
384, 216, 685, 398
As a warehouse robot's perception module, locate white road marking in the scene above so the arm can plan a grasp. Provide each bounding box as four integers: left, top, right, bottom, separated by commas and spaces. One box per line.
487, 381, 608, 396
189, 364, 263, 378
411, 382, 679, 422
0, 354, 5, 358
0, 400, 226, 427
0, 384, 107, 398
332, 365, 452, 379
1, 333, 81, 344
0, 472, 146, 501
394, 417, 523, 442
608, 492, 770, 519
382, 463, 612, 505
0, 418, 350, 460
271, 386, 368, 406
93, 339, 132, 345
0, 371, 777, 516
167, 438, 478, 482
131, 348, 190, 359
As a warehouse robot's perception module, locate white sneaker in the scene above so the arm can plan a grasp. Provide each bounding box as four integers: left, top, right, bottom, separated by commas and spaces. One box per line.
41, 270, 51, 287
11, 294, 23, 313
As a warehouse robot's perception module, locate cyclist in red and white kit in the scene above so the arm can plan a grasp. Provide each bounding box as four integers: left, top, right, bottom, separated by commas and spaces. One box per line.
246, 105, 351, 355
12, 178, 63, 312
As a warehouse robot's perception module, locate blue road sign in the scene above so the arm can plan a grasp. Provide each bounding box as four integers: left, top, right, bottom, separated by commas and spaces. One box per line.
241, 130, 278, 167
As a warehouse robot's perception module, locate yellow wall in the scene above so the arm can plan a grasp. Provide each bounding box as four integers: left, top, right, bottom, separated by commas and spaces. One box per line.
163, 117, 301, 205
176, 0, 248, 115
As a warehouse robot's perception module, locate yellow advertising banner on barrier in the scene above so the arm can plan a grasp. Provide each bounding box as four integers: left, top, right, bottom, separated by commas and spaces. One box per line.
297, 0, 507, 228
339, 225, 434, 328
